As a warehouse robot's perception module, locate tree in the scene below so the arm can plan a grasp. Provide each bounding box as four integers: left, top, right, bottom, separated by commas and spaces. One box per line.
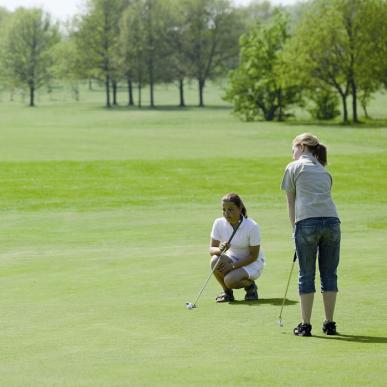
282, 0, 387, 123
120, 0, 171, 107
50, 38, 83, 101
181, 0, 243, 107
74, 0, 129, 107
225, 10, 302, 121
0, 7, 11, 88
120, 0, 148, 107
159, 0, 194, 107
0, 7, 59, 106
307, 87, 341, 120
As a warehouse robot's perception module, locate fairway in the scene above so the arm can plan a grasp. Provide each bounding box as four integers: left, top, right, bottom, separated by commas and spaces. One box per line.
0, 88, 387, 386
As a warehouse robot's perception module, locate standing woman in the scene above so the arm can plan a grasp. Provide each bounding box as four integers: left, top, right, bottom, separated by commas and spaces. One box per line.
281, 133, 341, 336
209, 193, 265, 302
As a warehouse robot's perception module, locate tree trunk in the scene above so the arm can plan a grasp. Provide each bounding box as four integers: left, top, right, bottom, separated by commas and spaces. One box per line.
149, 64, 155, 107
265, 105, 276, 121
105, 75, 111, 108
29, 85, 35, 107
198, 78, 205, 107
277, 88, 283, 121
340, 93, 349, 124
179, 79, 185, 107
112, 80, 118, 106
350, 78, 359, 123
361, 101, 369, 118
128, 78, 134, 106
138, 80, 142, 108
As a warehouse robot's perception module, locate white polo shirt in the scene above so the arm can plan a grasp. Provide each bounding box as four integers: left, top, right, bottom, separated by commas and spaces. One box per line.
211, 217, 265, 263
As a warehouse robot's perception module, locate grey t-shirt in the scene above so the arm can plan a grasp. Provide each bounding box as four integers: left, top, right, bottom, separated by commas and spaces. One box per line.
281, 154, 339, 223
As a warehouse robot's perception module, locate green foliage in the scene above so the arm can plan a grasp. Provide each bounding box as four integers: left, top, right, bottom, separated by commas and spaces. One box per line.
0, 8, 60, 106
224, 10, 302, 121
282, 0, 387, 124
74, 0, 128, 106
178, 0, 243, 106
119, 0, 171, 106
119, 0, 148, 88
308, 88, 341, 120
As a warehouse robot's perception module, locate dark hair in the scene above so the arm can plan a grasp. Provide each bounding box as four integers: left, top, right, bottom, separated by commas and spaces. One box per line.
293, 133, 327, 166
222, 193, 248, 218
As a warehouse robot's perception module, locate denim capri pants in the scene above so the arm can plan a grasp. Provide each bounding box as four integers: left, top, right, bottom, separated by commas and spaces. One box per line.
295, 217, 341, 294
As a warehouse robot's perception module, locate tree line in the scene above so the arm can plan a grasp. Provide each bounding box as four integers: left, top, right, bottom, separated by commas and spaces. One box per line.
0, 0, 258, 108
225, 0, 387, 123
0, 0, 386, 124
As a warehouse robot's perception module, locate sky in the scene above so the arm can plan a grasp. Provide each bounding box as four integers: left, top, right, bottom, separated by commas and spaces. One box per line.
0, 0, 301, 21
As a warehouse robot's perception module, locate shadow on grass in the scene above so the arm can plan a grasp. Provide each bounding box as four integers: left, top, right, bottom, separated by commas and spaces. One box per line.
312, 334, 387, 344
285, 118, 387, 128
96, 104, 233, 112
229, 298, 298, 307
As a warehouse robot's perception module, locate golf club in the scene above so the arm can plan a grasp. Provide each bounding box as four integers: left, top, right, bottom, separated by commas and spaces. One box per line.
277, 250, 297, 326
185, 217, 242, 310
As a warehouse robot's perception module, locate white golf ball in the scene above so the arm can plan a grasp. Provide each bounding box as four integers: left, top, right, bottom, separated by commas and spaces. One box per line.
186, 302, 193, 310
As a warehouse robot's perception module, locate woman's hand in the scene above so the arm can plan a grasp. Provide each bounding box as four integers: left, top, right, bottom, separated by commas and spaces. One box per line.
216, 255, 234, 274
218, 242, 230, 253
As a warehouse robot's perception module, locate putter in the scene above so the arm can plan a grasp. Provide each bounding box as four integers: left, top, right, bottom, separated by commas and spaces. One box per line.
185, 217, 242, 310
277, 251, 297, 326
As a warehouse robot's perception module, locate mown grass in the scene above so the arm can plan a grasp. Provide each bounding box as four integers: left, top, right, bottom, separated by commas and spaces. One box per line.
0, 85, 386, 386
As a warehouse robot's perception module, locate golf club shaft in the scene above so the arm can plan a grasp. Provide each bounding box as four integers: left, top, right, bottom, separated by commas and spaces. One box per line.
193, 218, 242, 306
278, 251, 297, 321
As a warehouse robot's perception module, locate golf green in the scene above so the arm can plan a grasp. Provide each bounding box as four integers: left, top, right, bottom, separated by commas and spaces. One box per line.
0, 88, 386, 386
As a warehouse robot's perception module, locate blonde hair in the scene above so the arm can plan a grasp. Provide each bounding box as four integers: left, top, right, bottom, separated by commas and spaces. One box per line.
293, 133, 327, 166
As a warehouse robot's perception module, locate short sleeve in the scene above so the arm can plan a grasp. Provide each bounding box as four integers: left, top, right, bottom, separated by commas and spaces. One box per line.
249, 223, 261, 246
281, 164, 296, 193
211, 219, 221, 241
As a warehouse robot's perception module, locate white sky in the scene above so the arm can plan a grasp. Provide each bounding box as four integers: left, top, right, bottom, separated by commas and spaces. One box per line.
0, 0, 301, 21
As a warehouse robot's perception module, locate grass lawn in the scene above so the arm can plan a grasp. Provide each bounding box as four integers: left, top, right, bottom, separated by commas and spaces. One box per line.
0, 85, 386, 386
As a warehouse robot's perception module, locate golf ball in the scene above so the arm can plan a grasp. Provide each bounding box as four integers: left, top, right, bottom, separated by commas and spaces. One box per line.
186, 302, 194, 310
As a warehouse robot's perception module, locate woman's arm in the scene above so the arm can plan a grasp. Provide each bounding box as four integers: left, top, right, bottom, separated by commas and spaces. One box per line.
233, 245, 259, 269
286, 191, 296, 230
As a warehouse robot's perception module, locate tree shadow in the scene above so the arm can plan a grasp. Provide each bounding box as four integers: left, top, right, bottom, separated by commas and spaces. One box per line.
230, 298, 298, 307
312, 334, 387, 344
96, 104, 232, 112
286, 118, 387, 128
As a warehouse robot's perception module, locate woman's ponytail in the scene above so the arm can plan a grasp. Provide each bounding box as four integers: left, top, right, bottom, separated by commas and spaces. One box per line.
314, 143, 327, 166
293, 133, 328, 166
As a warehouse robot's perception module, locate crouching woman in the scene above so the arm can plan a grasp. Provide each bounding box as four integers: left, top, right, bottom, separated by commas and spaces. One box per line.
209, 193, 265, 302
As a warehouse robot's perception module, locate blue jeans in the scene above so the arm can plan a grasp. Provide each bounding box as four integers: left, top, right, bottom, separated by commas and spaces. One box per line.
295, 217, 341, 294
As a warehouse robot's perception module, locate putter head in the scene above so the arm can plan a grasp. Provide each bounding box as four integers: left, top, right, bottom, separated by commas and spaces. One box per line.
277, 318, 284, 327
185, 302, 196, 310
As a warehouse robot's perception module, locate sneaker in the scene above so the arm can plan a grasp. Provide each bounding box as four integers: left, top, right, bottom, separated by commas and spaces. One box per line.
244, 282, 258, 300
322, 321, 337, 335
215, 289, 234, 303
293, 322, 312, 337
